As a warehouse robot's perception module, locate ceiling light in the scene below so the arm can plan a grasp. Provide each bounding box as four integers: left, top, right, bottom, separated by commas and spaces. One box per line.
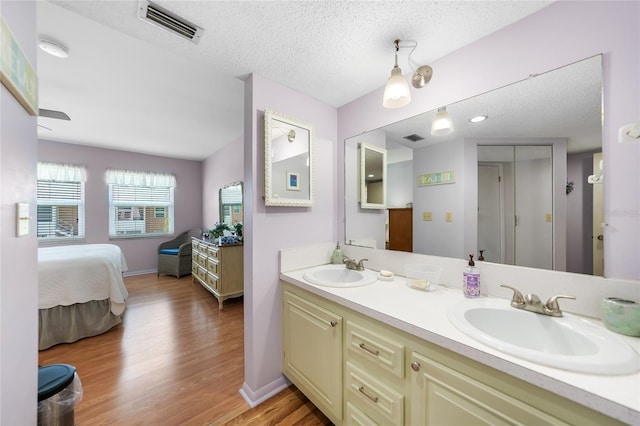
469, 115, 488, 123
382, 39, 433, 109
38, 39, 69, 58
431, 107, 454, 136
383, 40, 411, 108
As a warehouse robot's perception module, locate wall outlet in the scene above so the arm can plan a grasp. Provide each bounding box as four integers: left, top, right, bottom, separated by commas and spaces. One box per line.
422, 211, 432, 221
445, 211, 453, 222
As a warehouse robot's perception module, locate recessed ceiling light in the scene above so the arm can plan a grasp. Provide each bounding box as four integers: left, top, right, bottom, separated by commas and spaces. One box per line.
38, 39, 69, 58
469, 115, 488, 123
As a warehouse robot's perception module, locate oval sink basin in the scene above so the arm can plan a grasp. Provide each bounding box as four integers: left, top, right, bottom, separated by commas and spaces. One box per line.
448, 298, 639, 375
302, 265, 378, 288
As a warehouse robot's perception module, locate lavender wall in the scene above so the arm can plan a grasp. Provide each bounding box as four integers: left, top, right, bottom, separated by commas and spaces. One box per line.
338, 1, 640, 280
0, 2, 38, 423
242, 74, 337, 403
202, 135, 244, 230
38, 140, 203, 273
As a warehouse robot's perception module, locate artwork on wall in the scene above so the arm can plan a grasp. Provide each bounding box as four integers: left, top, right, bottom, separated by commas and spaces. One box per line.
286, 171, 300, 191
0, 17, 38, 115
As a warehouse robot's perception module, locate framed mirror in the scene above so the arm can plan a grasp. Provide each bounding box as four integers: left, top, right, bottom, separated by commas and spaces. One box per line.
219, 182, 243, 227
264, 109, 315, 207
359, 143, 387, 209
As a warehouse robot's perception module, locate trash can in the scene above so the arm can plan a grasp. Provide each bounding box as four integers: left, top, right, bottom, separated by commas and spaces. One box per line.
37, 364, 83, 426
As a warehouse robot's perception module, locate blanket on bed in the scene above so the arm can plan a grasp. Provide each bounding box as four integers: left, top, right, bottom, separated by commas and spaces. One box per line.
38, 244, 129, 315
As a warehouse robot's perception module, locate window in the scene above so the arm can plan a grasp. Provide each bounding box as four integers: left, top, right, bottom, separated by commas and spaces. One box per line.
106, 169, 175, 237
37, 162, 86, 240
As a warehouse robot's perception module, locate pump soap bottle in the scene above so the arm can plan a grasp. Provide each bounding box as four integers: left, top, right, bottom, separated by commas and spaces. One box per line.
463, 254, 481, 298
331, 242, 344, 264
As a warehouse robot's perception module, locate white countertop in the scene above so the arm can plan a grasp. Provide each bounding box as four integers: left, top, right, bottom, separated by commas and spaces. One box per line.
281, 267, 640, 425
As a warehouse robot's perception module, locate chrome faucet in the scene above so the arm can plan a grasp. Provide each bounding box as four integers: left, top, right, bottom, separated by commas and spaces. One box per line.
501, 285, 575, 317
343, 257, 368, 271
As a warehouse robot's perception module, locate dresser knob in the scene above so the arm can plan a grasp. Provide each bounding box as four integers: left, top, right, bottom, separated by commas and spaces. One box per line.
411, 361, 421, 372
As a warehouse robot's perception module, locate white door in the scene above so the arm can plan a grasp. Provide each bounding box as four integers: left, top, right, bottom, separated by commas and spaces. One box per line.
478, 164, 503, 263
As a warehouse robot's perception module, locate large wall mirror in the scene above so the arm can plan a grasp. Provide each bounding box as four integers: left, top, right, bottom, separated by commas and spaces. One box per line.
264, 109, 315, 207
345, 54, 603, 276
220, 182, 243, 227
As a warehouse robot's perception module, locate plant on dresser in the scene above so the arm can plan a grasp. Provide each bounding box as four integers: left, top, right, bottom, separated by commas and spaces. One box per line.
191, 237, 243, 310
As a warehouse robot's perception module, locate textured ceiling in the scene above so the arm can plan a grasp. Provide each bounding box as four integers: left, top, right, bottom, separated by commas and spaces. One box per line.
36, 0, 553, 160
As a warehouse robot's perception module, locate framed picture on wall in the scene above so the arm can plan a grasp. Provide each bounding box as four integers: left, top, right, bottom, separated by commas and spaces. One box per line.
286, 171, 300, 191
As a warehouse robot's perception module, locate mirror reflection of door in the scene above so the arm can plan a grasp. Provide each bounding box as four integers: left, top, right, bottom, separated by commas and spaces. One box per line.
477, 145, 553, 270
592, 152, 604, 276
364, 148, 384, 204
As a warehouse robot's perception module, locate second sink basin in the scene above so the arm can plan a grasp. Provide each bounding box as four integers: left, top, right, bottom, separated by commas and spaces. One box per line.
448, 298, 639, 375
302, 264, 378, 288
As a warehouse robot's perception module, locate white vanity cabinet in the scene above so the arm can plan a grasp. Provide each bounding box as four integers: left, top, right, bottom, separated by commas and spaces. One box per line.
282, 289, 343, 424
281, 281, 626, 426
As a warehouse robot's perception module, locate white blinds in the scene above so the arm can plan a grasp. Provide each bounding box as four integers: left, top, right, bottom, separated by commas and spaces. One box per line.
37, 163, 86, 240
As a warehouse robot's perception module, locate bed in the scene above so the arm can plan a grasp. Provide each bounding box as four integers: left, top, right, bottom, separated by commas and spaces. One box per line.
38, 244, 129, 350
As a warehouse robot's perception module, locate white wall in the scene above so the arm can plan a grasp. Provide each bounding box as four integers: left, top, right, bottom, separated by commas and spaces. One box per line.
387, 160, 413, 208
339, 1, 639, 279
241, 74, 337, 405
0, 2, 38, 423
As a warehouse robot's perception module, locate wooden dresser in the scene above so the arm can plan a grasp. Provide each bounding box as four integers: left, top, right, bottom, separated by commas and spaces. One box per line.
191, 237, 243, 309
388, 208, 413, 252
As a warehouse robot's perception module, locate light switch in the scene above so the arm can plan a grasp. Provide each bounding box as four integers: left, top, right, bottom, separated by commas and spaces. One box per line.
16, 203, 29, 236
422, 211, 432, 221
545, 213, 553, 222
445, 211, 453, 222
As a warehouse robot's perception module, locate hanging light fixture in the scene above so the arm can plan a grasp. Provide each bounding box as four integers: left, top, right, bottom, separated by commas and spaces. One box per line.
382, 40, 411, 109
382, 39, 433, 109
431, 107, 454, 136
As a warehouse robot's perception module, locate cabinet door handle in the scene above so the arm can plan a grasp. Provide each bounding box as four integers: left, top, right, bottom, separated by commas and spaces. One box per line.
411, 361, 421, 372
330, 320, 338, 327
358, 386, 379, 403
359, 343, 380, 356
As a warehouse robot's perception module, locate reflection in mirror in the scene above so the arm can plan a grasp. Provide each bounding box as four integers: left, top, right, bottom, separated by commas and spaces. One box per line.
359, 143, 387, 209
345, 54, 603, 275
220, 182, 243, 227
264, 110, 315, 207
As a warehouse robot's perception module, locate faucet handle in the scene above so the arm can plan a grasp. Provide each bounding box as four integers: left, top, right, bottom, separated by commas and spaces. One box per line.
356, 258, 368, 270
545, 295, 576, 316
500, 285, 525, 307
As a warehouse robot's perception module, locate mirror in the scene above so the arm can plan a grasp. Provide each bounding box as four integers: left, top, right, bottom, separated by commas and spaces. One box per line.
220, 181, 243, 227
264, 109, 315, 207
345, 55, 603, 275
359, 143, 387, 209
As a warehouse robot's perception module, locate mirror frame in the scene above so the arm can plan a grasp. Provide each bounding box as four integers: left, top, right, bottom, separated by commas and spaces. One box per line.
219, 181, 243, 227
359, 142, 387, 209
264, 109, 315, 207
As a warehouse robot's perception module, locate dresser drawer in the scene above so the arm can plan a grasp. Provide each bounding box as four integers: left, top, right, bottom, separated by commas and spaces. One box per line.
346, 362, 404, 425
194, 265, 207, 282
346, 320, 405, 379
206, 272, 218, 292
192, 240, 202, 252
206, 245, 219, 259
206, 257, 219, 274
194, 252, 206, 267
191, 261, 198, 274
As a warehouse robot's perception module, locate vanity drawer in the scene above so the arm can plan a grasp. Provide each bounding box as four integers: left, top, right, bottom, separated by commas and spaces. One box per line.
346, 402, 378, 426
346, 362, 404, 426
346, 320, 405, 379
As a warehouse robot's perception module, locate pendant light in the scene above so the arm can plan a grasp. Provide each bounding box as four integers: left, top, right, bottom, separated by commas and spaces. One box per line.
431, 107, 454, 136
382, 40, 411, 109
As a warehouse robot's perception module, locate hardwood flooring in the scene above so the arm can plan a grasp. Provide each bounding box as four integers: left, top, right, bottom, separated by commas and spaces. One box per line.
38, 273, 331, 425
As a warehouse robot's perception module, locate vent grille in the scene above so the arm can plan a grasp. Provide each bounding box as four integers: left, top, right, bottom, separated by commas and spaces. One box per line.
403, 134, 424, 142
138, 0, 204, 44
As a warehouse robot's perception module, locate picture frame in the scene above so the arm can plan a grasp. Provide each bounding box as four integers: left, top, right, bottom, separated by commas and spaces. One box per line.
286, 172, 300, 191
0, 17, 38, 116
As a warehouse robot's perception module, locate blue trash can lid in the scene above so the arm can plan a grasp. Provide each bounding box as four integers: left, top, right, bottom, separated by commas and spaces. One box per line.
38, 364, 76, 402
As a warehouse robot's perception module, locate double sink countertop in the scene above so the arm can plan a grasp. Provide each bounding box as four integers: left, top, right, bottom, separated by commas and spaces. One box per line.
280, 266, 640, 425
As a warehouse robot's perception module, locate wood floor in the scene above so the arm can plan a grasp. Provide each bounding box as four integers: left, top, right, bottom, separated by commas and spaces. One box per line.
38, 273, 331, 425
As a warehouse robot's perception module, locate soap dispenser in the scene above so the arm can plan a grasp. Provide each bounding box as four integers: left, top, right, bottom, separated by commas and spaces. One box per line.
331, 242, 344, 264
463, 254, 481, 298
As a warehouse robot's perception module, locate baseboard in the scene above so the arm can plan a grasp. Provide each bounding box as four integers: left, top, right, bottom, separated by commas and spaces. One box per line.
239, 375, 291, 408
122, 269, 156, 277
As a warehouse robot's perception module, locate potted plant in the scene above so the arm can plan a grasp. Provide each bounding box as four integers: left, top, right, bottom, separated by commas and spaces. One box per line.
209, 222, 230, 242
234, 222, 243, 240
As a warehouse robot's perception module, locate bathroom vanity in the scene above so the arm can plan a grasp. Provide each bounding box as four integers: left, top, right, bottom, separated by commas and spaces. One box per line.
280, 262, 639, 425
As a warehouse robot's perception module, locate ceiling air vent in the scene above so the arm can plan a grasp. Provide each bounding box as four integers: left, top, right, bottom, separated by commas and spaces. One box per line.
403, 134, 424, 142
138, 0, 204, 44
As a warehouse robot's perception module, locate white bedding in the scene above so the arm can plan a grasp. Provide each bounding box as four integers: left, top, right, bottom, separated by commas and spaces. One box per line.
38, 244, 129, 315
